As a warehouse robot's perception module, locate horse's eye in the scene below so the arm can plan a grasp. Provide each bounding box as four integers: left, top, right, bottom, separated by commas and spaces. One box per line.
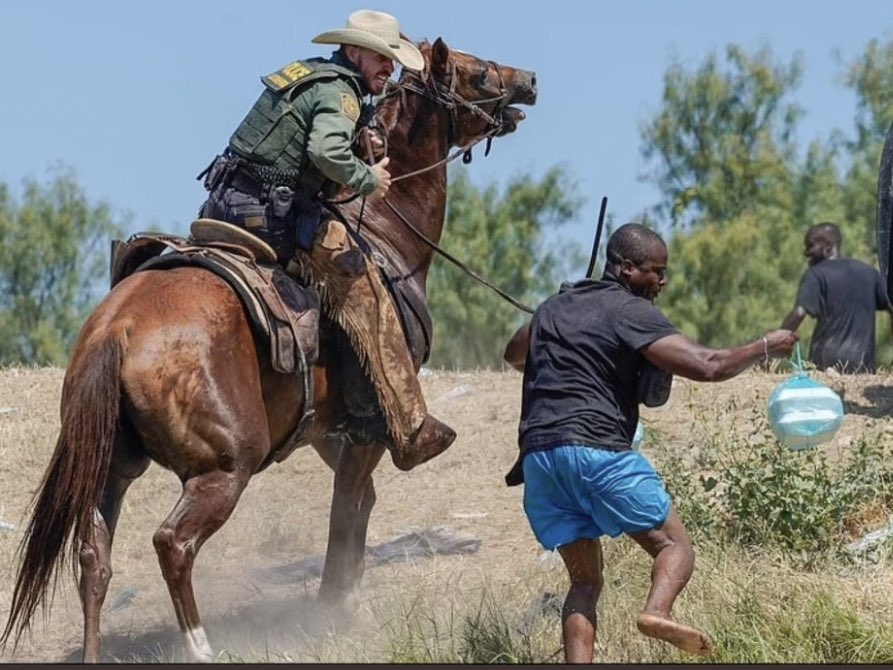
477, 68, 489, 86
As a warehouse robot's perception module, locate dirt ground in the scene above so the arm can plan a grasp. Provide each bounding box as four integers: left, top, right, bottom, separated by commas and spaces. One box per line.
1, 364, 892, 662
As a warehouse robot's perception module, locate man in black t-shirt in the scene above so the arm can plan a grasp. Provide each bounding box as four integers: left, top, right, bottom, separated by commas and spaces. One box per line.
503, 223, 797, 663
781, 222, 893, 373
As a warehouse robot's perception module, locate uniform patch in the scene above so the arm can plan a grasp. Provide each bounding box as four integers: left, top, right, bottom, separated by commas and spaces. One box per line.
262, 61, 313, 91
340, 92, 361, 123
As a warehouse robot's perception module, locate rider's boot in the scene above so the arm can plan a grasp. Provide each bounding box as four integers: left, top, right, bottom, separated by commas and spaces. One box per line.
392, 414, 456, 471
290, 218, 457, 470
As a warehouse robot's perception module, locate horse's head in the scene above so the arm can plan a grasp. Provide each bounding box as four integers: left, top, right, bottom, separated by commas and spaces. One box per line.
385, 37, 537, 149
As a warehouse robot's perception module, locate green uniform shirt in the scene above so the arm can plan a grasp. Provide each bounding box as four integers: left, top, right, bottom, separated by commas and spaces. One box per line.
228, 54, 378, 197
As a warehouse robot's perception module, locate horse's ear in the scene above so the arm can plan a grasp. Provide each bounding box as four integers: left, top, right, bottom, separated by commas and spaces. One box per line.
431, 37, 450, 76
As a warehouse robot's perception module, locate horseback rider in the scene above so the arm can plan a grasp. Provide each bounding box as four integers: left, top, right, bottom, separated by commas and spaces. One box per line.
197, 9, 456, 471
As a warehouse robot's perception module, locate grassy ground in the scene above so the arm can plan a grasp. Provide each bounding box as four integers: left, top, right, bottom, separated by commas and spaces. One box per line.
2, 365, 893, 662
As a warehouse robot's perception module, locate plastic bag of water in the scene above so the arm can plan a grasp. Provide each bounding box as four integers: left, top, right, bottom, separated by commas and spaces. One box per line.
767, 371, 844, 451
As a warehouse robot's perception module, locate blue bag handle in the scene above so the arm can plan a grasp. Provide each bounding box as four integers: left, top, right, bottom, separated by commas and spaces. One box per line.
791, 341, 805, 377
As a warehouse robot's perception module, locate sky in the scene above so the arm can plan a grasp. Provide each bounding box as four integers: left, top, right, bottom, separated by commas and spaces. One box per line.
2, 1, 891, 273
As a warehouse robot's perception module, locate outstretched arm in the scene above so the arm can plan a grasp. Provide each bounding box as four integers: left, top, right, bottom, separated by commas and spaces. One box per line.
780, 306, 807, 332
643, 329, 798, 382
503, 321, 531, 372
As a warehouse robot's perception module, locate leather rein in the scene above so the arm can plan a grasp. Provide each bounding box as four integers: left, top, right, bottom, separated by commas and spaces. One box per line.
367, 59, 535, 315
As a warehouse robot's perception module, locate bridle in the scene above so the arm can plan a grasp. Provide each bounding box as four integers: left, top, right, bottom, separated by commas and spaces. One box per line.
326, 56, 512, 203
321, 50, 534, 314
368, 56, 534, 314
365, 56, 514, 185
396, 56, 511, 152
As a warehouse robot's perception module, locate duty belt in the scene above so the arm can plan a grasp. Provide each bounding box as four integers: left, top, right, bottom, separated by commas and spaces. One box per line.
228, 165, 268, 200
244, 161, 302, 188
227, 159, 302, 199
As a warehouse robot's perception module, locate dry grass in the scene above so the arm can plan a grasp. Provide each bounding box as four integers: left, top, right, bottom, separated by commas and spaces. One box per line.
2, 365, 893, 662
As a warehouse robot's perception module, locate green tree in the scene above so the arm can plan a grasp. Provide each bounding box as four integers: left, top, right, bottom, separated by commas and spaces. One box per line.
659, 213, 803, 347
0, 167, 127, 365
638, 44, 851, 350
839, 37, 893, 258
640, 43, 803, 228
426, 166, 584, 369
839, 36, 893, 363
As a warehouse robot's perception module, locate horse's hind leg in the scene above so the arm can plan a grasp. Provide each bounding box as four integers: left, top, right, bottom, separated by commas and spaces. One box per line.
152, 469, 252, 662
79, 441, 150, 663
317, 438, 386, 605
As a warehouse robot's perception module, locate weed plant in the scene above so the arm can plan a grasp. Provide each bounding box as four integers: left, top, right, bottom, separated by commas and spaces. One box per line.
372, 544, 893, 664
654, 408, 893, 566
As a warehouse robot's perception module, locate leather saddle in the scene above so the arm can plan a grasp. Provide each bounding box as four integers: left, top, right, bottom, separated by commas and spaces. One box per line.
109, 218, 320, 378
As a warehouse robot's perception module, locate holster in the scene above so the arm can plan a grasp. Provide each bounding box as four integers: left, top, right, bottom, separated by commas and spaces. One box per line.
295, 186, 323, 250
197, 154, 237, 194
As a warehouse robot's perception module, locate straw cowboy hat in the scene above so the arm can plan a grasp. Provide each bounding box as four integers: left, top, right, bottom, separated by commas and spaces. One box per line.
312, 9, 425, 72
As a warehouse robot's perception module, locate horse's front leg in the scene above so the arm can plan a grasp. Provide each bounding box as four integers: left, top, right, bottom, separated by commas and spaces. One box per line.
318, 438, 386, 605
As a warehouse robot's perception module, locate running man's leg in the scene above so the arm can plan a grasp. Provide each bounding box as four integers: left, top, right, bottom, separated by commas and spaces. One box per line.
556, 538, 604, 663
627, 507, 712, 656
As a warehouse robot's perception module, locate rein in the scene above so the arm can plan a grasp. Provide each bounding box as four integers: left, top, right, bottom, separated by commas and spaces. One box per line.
382, 196, 534, 314
382, 60, 533, 313
338, 54, 534, 314
322, 92, 499, 206
392, 129, 499, 183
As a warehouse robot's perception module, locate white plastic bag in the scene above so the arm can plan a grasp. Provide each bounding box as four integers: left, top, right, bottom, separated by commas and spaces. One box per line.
766, 345, 844, 451
632, 420, 645, 450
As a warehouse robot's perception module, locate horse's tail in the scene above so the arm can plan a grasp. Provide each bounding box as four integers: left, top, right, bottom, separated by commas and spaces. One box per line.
1, 336, 122, 650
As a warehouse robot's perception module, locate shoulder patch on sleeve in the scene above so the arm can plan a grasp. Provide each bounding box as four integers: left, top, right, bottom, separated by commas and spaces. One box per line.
340, 92, 361, 123
262, 60, 314, 91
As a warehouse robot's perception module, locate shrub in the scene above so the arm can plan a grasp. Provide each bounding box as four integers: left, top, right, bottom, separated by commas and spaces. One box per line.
656, 416, 893, 564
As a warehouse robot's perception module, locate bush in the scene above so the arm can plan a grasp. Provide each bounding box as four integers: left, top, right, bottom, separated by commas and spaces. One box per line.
656, 416, 893, 564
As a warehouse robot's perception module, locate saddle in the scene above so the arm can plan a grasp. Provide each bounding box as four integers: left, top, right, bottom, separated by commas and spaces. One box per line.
110, 219, 321, 465
110, 219, 320, 377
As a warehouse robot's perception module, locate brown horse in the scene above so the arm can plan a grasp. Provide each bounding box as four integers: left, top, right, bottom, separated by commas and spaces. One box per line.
0, 38, 536, 662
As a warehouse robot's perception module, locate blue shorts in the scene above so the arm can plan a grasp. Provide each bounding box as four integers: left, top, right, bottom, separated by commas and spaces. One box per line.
522, 445, 671, 550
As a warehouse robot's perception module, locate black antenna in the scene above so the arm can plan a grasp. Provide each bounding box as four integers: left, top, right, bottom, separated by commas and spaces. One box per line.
585, 196, 608, 279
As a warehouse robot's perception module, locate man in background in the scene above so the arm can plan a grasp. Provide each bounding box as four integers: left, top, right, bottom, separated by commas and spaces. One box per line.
781, 222, 893, 373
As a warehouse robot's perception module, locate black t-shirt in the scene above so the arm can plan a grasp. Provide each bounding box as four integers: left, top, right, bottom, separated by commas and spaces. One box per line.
796, 258, 888, 372
517, 276, 679, 456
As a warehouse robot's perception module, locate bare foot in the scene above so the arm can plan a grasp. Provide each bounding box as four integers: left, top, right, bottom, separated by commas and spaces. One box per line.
636, 612, 713, 656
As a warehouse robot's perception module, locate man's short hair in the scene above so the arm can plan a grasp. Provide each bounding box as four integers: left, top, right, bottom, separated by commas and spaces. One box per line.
806, 221, 842, 247
606, 223, 665, 266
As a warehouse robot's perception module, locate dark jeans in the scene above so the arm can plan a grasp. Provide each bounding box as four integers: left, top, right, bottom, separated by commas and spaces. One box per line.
198, 153, 322, 266
329, 324, 388, 444
199, 186, 298, 266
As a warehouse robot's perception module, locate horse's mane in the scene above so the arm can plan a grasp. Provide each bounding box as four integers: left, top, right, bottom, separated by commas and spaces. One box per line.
375, 40, 435, 139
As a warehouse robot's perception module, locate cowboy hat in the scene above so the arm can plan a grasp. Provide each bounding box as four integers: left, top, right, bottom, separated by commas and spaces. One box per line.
312, 9, 425, 72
